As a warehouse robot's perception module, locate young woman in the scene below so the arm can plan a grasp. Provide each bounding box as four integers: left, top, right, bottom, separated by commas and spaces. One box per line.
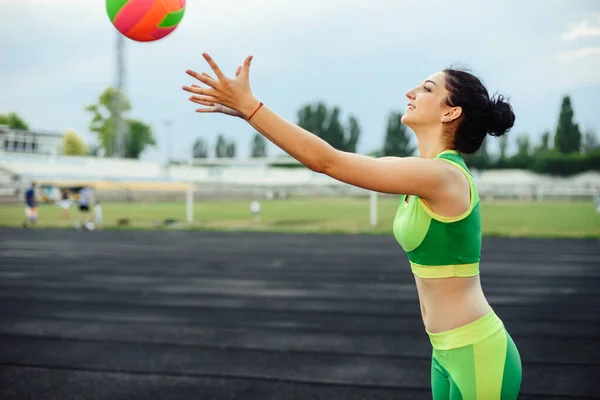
183, 53, 522, 399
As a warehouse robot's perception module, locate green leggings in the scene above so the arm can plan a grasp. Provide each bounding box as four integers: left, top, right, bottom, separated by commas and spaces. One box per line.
427, 309, 522, 399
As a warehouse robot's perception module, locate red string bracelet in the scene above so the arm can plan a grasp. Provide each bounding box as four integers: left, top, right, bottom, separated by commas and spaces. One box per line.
248, 102, 263, 121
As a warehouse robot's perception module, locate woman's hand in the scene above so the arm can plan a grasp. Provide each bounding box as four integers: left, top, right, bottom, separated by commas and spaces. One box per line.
182, 53, 261, 119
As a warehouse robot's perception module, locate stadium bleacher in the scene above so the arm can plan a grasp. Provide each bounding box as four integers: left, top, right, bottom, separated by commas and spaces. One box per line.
1, 150, 599, 203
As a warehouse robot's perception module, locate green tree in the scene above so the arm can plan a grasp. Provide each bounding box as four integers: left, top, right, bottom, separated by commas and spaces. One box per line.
509, 133, 532, 169
85, 87, 155, 158
251, 132, 268, 158
498, 134, 509, 160
326, 107, 346, 150
582, 128, 599, 154
226, 142, 236, 158
192, 137, 209, 158
125, 119, 155, 159
0, 112, 29, 130
298, 102, 328, 138
63, 129, 88, 156
515, 134, 530, 157
297, 102, 360, 152
85, 88, 131, 156
464, 137, 493, 169
346, 116, 361, 153
554, 95, 581, 153
215, 134, 236, 158
383, 111, 415, 157
533, 130, 551, 154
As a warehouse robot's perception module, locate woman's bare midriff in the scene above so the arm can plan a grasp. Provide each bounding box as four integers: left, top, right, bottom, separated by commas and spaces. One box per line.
414, 273, 491, 333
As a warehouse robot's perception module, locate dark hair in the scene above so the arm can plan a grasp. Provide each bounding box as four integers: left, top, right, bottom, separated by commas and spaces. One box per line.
443, 68, 515, 154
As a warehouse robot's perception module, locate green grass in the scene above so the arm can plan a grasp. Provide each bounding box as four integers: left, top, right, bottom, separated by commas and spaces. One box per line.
1, 198, 599, 238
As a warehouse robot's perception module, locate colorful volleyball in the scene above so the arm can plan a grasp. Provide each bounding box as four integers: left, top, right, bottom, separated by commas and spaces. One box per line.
106, 0, 186, 42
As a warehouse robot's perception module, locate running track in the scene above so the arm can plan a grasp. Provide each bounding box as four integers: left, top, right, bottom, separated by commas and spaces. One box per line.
0, 228, 598, 399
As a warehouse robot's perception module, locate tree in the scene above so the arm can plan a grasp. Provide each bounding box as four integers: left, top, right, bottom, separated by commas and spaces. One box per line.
515, 134, 531, 158
297, 102, 361, 152
251, 132, 267, 158
87, 144, 103, 157
0, 112, 29, 130
326, 107, 346, 150
63, 129, 88, 156
554, 95, 581, 153
85, 87, 155, 158
582, 128, 599, 154
226, 142, 236, 158
346, 116, 361, 153
215, 134, 236, 158
498, 134, 509, 161
533, 130, 551, 154
464, 137, 493, 170
383, 111, 415, 157
192, 138, 209, 158
298, 102, 328, 138
509, 133, 532, 169
85, 88, 130, 156
124, 119, 155, 159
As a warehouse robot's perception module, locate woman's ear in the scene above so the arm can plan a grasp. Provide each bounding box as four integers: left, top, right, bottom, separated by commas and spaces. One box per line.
442, 106, 462, 123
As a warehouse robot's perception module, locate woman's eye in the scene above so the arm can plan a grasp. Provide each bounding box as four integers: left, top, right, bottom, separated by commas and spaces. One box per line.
423, 86, 431, 92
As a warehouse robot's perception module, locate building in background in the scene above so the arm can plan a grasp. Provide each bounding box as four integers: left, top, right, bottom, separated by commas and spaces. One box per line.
0, 125, 63, 155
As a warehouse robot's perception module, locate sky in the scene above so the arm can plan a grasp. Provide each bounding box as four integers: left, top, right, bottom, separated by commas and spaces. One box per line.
1, 0, 599, 162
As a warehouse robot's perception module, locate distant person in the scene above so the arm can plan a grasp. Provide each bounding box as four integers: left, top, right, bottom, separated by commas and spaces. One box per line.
94, 200, 103, 230
23, 181, 37, 228
183, 54, 522, 399
75, 186, 94, 231
58, 188, 71, 220
250, 200, 260, 221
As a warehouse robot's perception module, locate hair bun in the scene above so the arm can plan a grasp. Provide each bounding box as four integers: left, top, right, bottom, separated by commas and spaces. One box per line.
487, 94, 515, 137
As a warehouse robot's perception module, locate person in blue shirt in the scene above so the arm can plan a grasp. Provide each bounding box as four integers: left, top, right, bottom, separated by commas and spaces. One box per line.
23, 181, 37, 228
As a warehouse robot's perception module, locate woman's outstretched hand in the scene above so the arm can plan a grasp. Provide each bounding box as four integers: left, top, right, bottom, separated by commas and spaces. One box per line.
183, 53, 261, 120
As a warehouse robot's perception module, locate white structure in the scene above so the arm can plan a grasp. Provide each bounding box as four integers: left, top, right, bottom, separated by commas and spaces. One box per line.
1, 150, 599, 225
0, 126, 63, 156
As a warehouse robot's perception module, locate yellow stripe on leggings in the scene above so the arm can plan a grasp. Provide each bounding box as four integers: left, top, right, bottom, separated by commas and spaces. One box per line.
473, 328, 507, 398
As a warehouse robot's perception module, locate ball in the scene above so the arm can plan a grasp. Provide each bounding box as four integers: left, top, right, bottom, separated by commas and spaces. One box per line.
106, 0, 186, 42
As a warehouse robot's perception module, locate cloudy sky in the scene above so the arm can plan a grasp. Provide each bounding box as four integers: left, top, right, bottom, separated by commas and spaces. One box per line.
1, 0, 599, 162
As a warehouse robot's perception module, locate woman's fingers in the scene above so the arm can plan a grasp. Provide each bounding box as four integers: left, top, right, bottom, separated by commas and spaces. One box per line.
186, 69, 217, 88
195, 108, 217, 113
241, 55, 253, 77
202, 53, 227, 81
182, 84, 214, 96
189, 95, 216, 106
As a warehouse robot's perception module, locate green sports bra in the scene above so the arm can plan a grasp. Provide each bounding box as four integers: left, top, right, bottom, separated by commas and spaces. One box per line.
393, 150, 482, 279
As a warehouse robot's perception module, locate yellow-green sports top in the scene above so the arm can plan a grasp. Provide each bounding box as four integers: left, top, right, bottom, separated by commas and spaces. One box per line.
393, 150, 482, 279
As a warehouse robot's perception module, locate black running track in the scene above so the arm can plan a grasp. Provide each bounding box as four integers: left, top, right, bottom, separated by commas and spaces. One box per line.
0, 228, 598, 399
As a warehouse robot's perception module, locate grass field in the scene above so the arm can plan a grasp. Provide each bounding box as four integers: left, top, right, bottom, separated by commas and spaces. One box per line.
0, 198, 600, 238
1, 197, 599, 238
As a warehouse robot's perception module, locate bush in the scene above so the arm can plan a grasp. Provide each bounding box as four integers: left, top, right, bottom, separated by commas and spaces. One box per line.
465, 149, 599, 176
530, 151, 586, 176
581, 148, 600, 171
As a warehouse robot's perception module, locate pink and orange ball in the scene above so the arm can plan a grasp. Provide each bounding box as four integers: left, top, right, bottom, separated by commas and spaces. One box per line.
106, 0, 186, 42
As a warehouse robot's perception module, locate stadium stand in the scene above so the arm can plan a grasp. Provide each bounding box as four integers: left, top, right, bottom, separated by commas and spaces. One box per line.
1, 148, 599, 203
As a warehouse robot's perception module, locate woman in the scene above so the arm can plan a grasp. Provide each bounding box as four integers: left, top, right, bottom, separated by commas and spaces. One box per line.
183, 53, 522, 399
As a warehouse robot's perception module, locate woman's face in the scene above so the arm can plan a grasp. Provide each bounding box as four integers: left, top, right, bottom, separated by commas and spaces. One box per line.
401, 71, 461, 131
